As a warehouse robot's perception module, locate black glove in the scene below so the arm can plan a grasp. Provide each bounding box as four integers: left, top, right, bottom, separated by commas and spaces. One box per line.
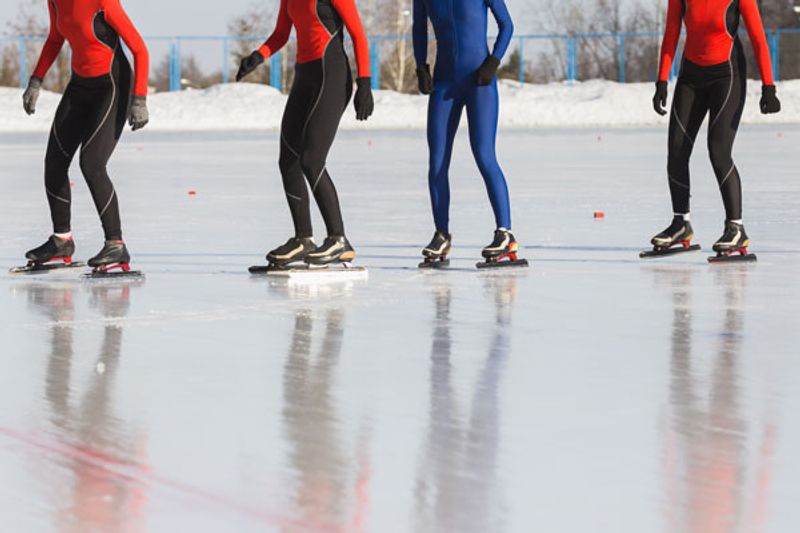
476, 56, 500, 86
653, 80, 668, 116
416, 64, 433, 95
354, 77, 374, 121
760, 84, 781, 114
236, 51, 264, 82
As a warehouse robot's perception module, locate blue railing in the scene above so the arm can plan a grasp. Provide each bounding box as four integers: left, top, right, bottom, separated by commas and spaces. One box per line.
3, 28, 796, 91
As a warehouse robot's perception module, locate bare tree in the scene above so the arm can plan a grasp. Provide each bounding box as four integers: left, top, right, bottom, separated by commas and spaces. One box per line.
228, 1, 296, 91
3, 0, 70, 91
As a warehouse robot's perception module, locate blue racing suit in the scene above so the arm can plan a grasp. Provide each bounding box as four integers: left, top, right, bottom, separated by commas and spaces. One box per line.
413, 0, 514, 233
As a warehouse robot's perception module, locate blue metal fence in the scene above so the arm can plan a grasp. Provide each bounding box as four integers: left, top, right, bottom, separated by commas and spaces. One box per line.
3, 28, 797, 91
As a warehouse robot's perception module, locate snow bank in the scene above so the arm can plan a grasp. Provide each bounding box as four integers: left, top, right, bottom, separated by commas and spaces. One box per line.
2, 79, 799, 132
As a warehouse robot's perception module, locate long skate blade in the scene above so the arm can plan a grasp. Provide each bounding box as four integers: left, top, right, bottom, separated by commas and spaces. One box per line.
708, 253, 757, 264
82, 270, 144, 280
253, 263, 368, 279
639, 244, 701, 258
418, 259, 450, 270
9, 261, 86, 275
249, 264, 295, 274
476, 258, 530, 269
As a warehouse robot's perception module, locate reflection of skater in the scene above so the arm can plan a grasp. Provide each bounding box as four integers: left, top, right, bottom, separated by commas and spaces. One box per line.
237, 0, 374, 268
24, 283, 147, 532
658, 268, 777, 532
22, 0, 149, 273
280, 308, 371, 531
414, 277, 513, 531
649, 0, 779, 260
413, 0, 527, 268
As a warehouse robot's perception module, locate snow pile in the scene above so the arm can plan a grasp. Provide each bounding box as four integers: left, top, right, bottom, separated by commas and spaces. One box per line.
1, 79, 799, 132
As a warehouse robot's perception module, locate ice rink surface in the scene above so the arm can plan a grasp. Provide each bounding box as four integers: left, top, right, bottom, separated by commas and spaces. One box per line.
1, 126, 798, 532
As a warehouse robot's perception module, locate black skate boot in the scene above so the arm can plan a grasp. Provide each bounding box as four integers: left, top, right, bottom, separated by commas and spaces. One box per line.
640, 216, 701, 258
267, 236, 317, 267
419, 230, 452, 269
304, 235, 356, 267
709, 221, 756, 263
477, 229, 529, 269
11, 235, 83, 274
85, 240, 141, 278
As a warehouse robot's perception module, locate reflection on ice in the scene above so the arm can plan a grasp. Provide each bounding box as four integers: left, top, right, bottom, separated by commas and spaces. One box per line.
21, 283, 147, 533
414, 275, 517, 532
658, 266, 777, 533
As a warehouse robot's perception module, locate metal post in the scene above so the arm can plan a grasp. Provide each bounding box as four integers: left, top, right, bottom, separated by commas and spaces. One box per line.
222, 37, 229, 84
669, 45, 680, 81
169, 39, 181, 91
369, 38, 380, 90
618, 33, 626, 83
270, 52, 282, 90
518, 36, 525, 84
567, 36, 577, 84
18, 37, 27, 88
769, 30, 780, 82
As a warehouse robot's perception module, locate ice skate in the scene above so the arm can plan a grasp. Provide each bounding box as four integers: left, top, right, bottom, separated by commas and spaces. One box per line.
640, 216, 701, 258
708, 221, 757, 263
304, 236, 356, 267
250, 237, 317, 274
84, 240, 142, 279
476, 229, 529, 269
10, 235, 84, 274
419, 231, 452, 269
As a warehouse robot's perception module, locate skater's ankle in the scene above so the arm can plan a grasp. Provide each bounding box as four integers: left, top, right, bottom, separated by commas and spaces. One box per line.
53, 232, 72, 240
728, 218, 743, 225
674, 213, 690, 221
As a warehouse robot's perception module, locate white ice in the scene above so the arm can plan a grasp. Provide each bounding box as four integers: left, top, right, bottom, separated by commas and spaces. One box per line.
0, 125, 799, 532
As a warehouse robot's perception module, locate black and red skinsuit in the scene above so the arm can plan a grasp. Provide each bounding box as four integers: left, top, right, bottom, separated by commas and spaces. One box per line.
255, 0, 370, 238
657, 0, 774, 221
32, 0, 149, 241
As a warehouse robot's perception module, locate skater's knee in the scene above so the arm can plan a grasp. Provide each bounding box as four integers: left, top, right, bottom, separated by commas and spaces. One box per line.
299, 154, 324, 180
708, 147, 733, 175
667, 151, 689, 175
279, 152, 298, 174
472, 146, 499, 174
44, 149, 70, 175
78, 153, 106, 180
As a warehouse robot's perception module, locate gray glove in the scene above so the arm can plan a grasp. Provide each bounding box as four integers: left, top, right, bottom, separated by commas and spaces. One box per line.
129, 95, 149, 131
23, 77, 42, 115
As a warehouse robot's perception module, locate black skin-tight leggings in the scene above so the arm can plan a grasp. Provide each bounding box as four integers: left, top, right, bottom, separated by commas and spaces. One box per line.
667, 40, 746, 221
45, 47, 130, 241
279, 36, 352, 238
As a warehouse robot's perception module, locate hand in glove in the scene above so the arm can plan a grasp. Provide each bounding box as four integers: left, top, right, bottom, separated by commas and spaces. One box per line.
129, 95, 149, 131
236, 51, 265, 82
759, 84, 781, 114
354, 77, 374, 121
652, 81, 668, 116
476, 56, 500, 86
23, 77, 42, 115
416, 64, 433, 95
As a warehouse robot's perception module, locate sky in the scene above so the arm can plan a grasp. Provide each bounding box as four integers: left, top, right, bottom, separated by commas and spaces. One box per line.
1, 0, 542, 37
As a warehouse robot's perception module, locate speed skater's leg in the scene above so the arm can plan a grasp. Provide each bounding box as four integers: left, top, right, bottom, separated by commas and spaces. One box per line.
427, 83, 464, 234
465, 80, 511, 230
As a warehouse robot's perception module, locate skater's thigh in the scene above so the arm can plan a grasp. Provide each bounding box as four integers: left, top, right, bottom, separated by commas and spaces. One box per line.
465, 82, 500, 159
281, 79, 315, 157
707, 74, 745, 150
669, 81, 707, 149
301, 69, 349, 163
48, 87, 87, 161
427, 84, 463, 163
80, 84, 121, 167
